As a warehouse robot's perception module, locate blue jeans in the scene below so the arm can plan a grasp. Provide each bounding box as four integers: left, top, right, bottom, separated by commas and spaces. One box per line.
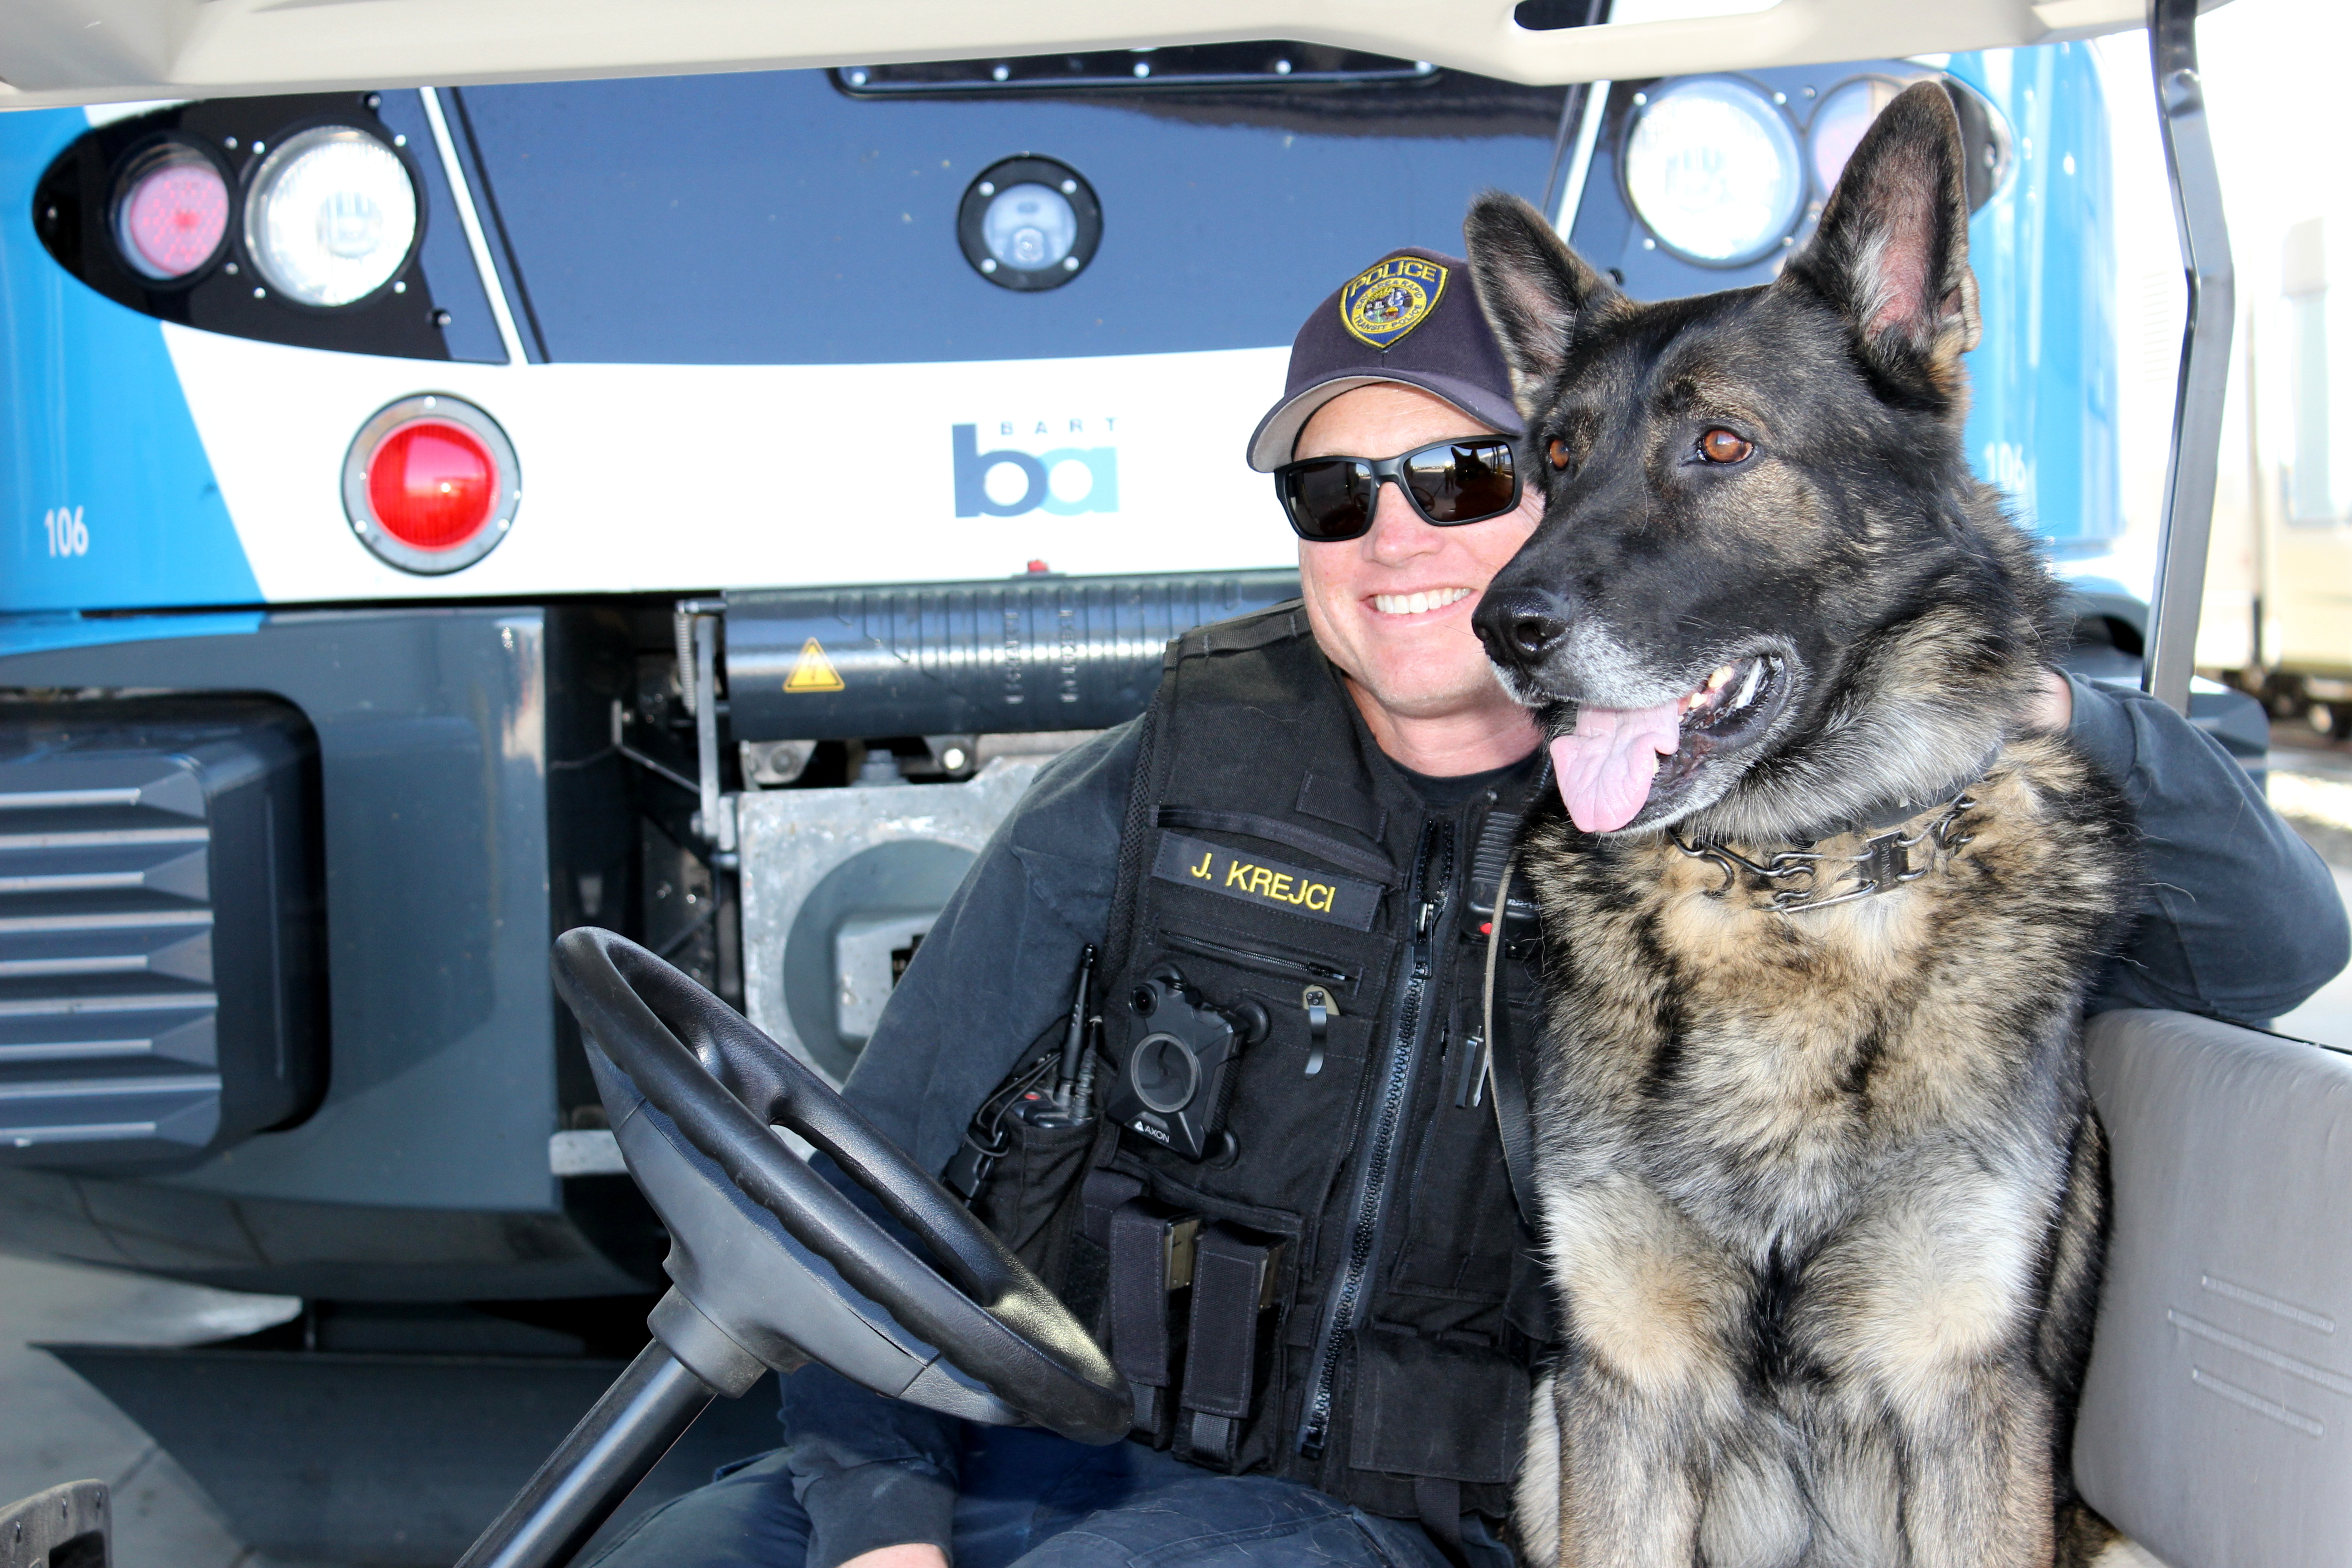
583, 1423, 1501, 1568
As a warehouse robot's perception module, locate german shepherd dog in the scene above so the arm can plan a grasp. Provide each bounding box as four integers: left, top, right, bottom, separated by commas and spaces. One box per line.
1461, 84, 2135, 1567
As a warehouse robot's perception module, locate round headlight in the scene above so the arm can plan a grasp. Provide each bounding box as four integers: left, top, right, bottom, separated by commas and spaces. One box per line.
1622, 78, 1803, 267
113, 143, 229, 281
1808, 78, 1907, 195
982, 184, 1078, 272
243, 126, 419, 307
958, 157, 1102, 291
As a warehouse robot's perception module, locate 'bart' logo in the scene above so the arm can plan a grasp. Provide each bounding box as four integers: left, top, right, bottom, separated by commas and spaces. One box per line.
953, 425, 1119, 517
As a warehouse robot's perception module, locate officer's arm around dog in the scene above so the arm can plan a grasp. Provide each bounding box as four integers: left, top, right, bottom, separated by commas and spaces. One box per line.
773, 670, 2346, 1568
2058, 673, 2349, 1018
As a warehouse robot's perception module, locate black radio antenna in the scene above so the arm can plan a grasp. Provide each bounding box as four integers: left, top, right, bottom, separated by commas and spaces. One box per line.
1054, 944, 1098, 1111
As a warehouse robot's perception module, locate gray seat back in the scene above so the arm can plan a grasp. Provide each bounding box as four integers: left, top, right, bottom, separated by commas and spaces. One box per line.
2077, 1009, 2352, 1566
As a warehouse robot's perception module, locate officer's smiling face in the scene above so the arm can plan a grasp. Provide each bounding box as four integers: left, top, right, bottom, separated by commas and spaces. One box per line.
1294, 382, 1544, 769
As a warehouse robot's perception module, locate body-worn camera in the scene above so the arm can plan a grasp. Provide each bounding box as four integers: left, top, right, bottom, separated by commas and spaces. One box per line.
1105, 965, 1268, 1161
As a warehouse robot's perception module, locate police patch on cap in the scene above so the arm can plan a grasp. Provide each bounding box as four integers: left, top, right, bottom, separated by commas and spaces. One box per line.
1340, 255, 1448, 350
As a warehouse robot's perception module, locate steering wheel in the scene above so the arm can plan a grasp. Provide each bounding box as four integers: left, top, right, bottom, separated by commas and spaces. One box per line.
550, 925, 1130, 1445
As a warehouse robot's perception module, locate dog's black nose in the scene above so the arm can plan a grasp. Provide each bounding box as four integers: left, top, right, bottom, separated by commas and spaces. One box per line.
1474, 589, 1569, 665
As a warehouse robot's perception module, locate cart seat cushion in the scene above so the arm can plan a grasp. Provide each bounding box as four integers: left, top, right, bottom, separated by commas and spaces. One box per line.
2076, 1009, 2352, 1568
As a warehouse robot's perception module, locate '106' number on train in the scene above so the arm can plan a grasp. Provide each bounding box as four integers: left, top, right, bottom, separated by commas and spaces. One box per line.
43, 506, 88, 557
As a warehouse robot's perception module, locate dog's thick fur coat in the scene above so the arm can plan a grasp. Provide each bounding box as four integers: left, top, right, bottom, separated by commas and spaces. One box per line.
1462, 85, 2136, 1567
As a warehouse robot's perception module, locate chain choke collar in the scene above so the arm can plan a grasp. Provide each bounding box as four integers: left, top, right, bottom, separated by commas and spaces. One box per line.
1667, 787, 1984, 916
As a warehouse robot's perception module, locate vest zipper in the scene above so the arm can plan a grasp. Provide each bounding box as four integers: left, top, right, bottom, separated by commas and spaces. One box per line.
1295, 819, 1454, 1460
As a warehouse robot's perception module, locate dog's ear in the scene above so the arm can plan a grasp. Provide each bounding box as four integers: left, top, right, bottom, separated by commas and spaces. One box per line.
1465, 192, 1620, 412
1783, 80, 1982, 402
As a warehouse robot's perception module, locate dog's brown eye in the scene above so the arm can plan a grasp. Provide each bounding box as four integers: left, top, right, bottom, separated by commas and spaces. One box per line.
1699, 428, 1753, 464
1547, 437, 1572, 471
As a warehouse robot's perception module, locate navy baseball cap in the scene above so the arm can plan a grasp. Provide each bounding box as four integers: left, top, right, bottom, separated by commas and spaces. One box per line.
1245, 246, 1525, 473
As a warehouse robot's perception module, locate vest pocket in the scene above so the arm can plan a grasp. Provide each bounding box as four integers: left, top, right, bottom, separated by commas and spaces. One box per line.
1159, 929, 1356, 990
1391, 1012, 1524, 1300
1347, 1326, 1530, 1485
969, 1114, 1099, 1273
1136, 927, 1382, 1113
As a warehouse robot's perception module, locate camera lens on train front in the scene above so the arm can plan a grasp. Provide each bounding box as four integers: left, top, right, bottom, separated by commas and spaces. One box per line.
982, 184, 1078, 271
958, 157, 1102, 290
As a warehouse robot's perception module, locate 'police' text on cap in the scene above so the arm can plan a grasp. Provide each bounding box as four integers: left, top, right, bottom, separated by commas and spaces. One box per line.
1341, 255, 1448, 350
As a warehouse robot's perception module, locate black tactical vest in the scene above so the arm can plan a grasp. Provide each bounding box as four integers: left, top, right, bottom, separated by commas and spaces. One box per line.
1035, 603, 1553, 1533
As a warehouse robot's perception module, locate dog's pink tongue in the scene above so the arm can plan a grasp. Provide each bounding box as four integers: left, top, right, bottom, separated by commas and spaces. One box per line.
1548, 702, 1683, 833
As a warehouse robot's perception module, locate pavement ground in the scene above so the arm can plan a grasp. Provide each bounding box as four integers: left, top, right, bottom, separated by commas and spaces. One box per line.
0, 1254, 325, 1568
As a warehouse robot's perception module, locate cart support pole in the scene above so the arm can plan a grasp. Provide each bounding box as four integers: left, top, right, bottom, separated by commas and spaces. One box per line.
452, 1340, 717, 1568
2142, 0, 2235, 715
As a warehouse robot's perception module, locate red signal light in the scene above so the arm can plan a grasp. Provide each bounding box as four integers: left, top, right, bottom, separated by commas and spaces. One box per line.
365, 421, 498, 551
115, 149, 229, 280
343, 394, 519, 575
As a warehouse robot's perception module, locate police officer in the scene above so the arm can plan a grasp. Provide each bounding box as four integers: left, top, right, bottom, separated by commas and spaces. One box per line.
588, 250, 2347, 1568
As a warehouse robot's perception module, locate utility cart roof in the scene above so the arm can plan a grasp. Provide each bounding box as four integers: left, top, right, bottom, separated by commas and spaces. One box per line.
0, 0, 2174, 110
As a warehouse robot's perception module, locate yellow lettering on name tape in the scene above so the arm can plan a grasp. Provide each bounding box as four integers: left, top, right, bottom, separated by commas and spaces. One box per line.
1151, 832, 1378, 931
784, 638, 846, 693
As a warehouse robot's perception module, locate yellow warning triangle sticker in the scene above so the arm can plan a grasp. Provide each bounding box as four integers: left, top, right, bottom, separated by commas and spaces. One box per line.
784, 638, 845, 693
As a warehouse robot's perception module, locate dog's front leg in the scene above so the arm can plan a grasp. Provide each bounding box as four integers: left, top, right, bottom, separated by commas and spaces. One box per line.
1808, 1166, 2062, 1568
1515, 1373, 1563, 1565
1543, 1181, 1743, 1567
1894, 1360, 2056, 1568
1552, 1358, 1709, 1567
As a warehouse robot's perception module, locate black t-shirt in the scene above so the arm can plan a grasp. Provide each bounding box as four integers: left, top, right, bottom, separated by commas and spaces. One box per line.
1392, 752, 1539, 810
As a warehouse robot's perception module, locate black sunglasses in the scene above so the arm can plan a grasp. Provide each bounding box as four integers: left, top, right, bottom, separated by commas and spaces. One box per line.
1273, 437, 1521, 543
